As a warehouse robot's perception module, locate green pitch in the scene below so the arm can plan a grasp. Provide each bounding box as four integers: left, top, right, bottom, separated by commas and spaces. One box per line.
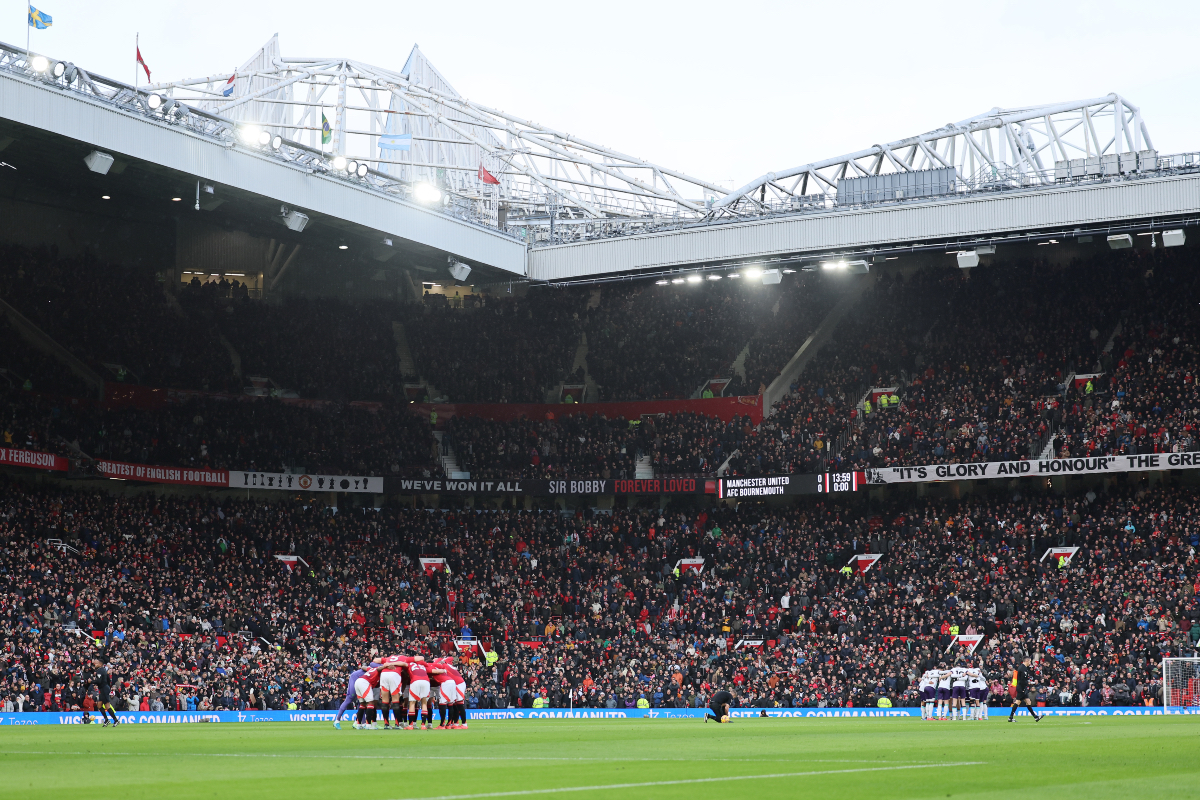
1, 717, 1197, 800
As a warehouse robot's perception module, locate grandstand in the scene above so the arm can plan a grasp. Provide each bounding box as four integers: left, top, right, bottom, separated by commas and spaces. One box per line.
0, 28, 1198, 772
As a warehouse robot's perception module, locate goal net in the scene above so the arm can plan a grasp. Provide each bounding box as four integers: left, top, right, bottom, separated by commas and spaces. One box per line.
1162, 658, 1200, 707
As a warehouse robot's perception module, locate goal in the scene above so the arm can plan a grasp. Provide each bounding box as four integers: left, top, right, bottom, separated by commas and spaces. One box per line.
1162, 657, 1200, 707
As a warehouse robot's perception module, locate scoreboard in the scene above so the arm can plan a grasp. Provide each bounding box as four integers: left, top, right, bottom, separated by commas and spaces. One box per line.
717, 471, 865, 499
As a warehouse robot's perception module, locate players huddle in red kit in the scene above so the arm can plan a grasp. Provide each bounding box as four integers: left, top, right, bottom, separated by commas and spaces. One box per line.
351, 654, 468, 730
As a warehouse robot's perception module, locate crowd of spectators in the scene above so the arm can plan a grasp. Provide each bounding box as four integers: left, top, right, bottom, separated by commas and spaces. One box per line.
0, 316, 91, 398
1054, 250, 1200, 460
728, 254, 1154, 476
406, 291, 584, 404
441, 411, 759, 481
180, 286, 406, 402
2, 388, 438, 478
0, 245, 237, 392
1, 473, 1196, 713
584, 279, 779, 401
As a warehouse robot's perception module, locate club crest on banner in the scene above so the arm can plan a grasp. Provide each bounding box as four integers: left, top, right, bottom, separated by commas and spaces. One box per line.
849, 554, 883, 574
1040, 546, 1080, 565
274, 555, 309, 572
947, 634, 985, 653
419, 557, 448, 576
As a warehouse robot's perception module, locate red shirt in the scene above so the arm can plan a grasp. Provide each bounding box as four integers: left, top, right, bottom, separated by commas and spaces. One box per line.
399, 656, 428, 682
377, 655, 406, 673
434, 659, 463, 684
362, 667, 382, 687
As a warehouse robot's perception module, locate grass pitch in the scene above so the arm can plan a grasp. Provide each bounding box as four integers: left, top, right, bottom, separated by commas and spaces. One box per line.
1, 716, 1197, 800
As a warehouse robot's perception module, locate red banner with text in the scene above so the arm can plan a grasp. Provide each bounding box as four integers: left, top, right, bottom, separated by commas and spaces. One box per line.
96, 460, 229, 487
0, 447, 68, 472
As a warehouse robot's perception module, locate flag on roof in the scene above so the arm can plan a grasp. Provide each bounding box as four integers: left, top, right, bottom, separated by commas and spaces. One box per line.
478, 163, 500, 185
222, 73, 236, 97
136, 46, 151, 81
378, 133, 411, 151
28, 5, 52, 29
321, 112, 332, 145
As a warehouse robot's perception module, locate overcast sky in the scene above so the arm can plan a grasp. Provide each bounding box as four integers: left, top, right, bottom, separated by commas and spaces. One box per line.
6, 0, 1198, 189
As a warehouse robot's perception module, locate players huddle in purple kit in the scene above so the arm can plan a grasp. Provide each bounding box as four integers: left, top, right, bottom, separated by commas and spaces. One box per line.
335, 653, 468, 730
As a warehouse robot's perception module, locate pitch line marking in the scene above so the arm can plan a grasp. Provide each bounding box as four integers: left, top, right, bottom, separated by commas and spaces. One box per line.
404, 762, 988, 800
0, 751, 943, 766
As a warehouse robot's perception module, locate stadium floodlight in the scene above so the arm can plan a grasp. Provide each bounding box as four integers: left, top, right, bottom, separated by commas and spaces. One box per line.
671, 277, 685, 284
171, 197, 182, 202
51, 61, 66, 78
346, 160, 359, 174
976, 245, 996, 255
845, 260, 870, 274
30, 55, 49, 73
743, 267, 762, 279
957, 251, 980, 269
332, 156, 348, 171
414, 183, 442, 204
279, 206, 310, 232
781, 268, 796, 274
257, 130, 271, 146
820, 261, 845, 270
239, 125, 261, 144
270, 135, 282, 150
83, 150, 115, 175
338, 245, 348, 250
726, 273, 740, 279
687, 274, 702, 283
707, 274, 722, 280
760, 269, 782, 285
147, 93, 163, 110
356, 164, 369, 178
655, 279, 670, 285
1107, 234, 1133, 249
1162, 229, 1186, 247
100, 195, 110, 200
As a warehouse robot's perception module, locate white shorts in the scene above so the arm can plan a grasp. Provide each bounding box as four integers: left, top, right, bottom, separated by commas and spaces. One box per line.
354, 678, 376, 703
408, 679, 430, 701
438, 681, 460, 704
456, 681, 466, 702
380, 671, 402, 694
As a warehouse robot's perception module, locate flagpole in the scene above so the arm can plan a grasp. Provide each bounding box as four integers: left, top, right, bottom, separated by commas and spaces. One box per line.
26, 3, 30, 61
135, 33, 138, 90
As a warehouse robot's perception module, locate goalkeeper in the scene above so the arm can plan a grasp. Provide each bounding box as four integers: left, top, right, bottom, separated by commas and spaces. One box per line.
705, 689, 734, 723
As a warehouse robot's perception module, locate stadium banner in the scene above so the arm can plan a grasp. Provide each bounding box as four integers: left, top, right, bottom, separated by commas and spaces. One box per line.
1041, 546, 1080, 564
0, 447, 68, 472
228, 472, 382, 493
97, 459, 228, 487
718, 472, 865, 499
2, 707, 1197, 724
385, 477, 714, 496
850, 554, 883, 574
864, 452, 1200, 484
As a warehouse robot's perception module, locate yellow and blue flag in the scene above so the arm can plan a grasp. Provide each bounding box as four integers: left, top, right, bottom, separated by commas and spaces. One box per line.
321, 112, 331, 145
28, 5, 53, 29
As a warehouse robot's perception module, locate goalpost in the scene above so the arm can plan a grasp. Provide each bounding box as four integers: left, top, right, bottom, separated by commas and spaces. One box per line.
1161, 658, 1200, 708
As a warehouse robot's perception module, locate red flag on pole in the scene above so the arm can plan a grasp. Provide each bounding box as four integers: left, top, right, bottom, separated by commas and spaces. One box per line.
136, 46, 151, 81
478, 163, 500, 185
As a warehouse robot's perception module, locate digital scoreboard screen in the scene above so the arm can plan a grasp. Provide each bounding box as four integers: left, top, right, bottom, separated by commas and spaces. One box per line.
718, 472, 864, 498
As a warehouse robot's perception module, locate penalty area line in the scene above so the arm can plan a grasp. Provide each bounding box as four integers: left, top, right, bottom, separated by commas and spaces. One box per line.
402, 762, 988, 800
